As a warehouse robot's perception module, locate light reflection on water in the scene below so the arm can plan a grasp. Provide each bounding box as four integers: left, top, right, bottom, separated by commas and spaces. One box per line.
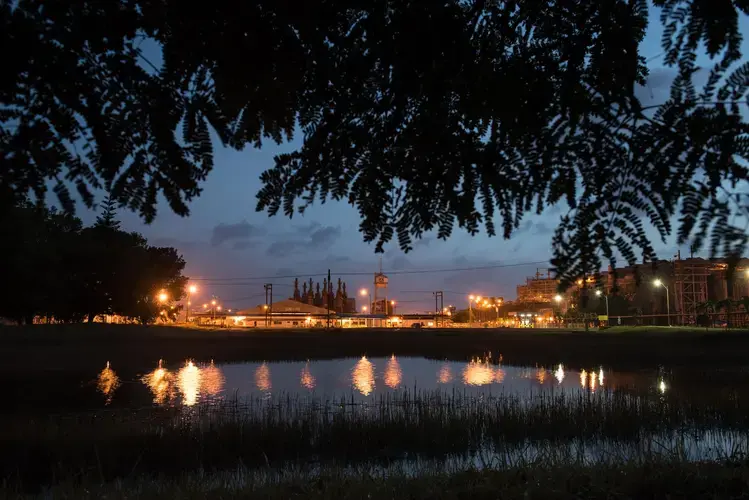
139, 360, 225, 406
384, 355, 402, 389
352, 356, 375, 395
96, 361, 120, 404
98, 356, 669, 407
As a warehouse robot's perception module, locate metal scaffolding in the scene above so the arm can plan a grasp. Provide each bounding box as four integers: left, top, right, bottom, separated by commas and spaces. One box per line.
673, 255, 709, 325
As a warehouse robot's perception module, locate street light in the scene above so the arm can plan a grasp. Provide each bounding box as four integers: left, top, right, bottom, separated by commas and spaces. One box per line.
186, 285, 198, 323
157, 292, 168, 303
360, 289, 372, 313
595, 290, 609, 323
468, 295, 476, 326
653, 279, 671, 327
390, 300, 396, 315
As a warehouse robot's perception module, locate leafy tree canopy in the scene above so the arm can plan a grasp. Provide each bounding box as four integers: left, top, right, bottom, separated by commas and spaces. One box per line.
0, 198, 188, 324
1, 0, 748, 289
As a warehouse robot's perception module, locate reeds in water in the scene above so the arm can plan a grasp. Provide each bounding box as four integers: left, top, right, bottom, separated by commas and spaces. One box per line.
3, 388, 749, 491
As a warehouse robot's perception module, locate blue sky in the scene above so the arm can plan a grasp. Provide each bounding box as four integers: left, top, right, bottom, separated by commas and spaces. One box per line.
70, 7, 748, 312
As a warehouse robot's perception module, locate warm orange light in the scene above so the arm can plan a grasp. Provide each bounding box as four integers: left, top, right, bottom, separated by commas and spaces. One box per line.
217, 306, 222, 311
158, 292, 168, 303
390, 300, 395, 305
263, 304, 268, 310
469, 295, 475, 300
188, 285, 198, 294
203, 303, 208, 309
360, 289, 368, 297
211, 299, 217, 306
362, 306, 368, 312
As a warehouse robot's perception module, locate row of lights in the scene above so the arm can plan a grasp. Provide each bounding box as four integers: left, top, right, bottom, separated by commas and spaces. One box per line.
155, 285, 232, 319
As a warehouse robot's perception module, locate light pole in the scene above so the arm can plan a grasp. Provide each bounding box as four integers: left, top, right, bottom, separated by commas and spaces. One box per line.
185, 285, 197, 323
468, 295, 476, 327
391, 300, 396, 315
554, 295, 565, 327
653, 279, 671, 326
211, 298, 217, 321
595, 290, 609, 324
360, 289, 371, 313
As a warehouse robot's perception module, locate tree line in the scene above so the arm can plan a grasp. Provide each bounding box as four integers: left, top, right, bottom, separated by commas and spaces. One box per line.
0, 197, 187, 325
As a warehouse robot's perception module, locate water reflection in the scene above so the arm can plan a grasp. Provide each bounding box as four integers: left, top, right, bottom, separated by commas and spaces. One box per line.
384, 355, 402, 389
178, 361, 201, 406
300, 363, 316, 390
96, 361, 120, 404
462, 359, 495, 386
200, 361, 225, 397
113, 357, 674, 408
255, 363, 272, 392
142, 360, 175, 404
141, 360, 225, 405
555, 364, 565, 384
352, 356, 375, 395
438, 364, 453, 384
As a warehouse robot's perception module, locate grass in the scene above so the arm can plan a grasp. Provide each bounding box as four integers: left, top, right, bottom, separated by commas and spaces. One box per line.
2, 323, 749, 374
4, 458, 749, 499
4, 389, 749, 491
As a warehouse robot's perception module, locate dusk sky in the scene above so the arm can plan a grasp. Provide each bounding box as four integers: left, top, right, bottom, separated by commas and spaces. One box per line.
70, 10, 749, 312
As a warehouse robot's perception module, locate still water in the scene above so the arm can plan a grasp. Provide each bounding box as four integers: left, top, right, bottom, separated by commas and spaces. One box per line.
90, 356, 666, 409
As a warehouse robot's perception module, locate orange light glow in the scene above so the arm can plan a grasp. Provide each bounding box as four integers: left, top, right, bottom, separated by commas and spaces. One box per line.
438, 364, 453, 384
255, 363, 272, 391
384, 355, 402, 389
462, 358, 494, 386
96, 361, 120, 405
300, 363, 316, 390
352, 356, 375, 395
178, 360, 201, 406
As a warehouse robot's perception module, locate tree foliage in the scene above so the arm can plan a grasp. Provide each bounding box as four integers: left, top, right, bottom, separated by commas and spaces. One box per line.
0, 199, 188, 324
1, 1, 747, 289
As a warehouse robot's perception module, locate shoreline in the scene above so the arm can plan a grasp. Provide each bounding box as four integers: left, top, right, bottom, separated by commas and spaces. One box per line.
1, 324, 747, 373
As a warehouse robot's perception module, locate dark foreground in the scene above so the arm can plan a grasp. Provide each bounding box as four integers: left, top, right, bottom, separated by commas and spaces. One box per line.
1, 324, 747, 373
3, 461, 749, 499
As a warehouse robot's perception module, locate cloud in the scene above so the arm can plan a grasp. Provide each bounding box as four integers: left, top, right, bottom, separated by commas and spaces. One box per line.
231, 240, 257, 251
266, 240, 306, 257
211, 221, 265, 246
533, 222, 553, 235
265, 224, 342, 257
388, 255, 412, 270
452, 255, 469, 266
325, 254, 352, 262
310, 226, 342, 247
514, 220, 535, 235
413, 236, 434, 248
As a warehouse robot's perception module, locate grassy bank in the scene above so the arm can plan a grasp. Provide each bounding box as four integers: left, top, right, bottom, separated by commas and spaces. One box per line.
4, 459, 749, 499
1, 324, 749, 373
4, 390, 749, 490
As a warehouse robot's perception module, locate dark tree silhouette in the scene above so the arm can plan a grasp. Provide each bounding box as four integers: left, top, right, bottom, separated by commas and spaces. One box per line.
0, 199, 188, 324
1, 1, 747, 287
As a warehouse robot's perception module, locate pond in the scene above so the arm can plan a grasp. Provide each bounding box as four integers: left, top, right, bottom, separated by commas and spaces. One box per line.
83, 355, 667, 409
4, 354, 749, 490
